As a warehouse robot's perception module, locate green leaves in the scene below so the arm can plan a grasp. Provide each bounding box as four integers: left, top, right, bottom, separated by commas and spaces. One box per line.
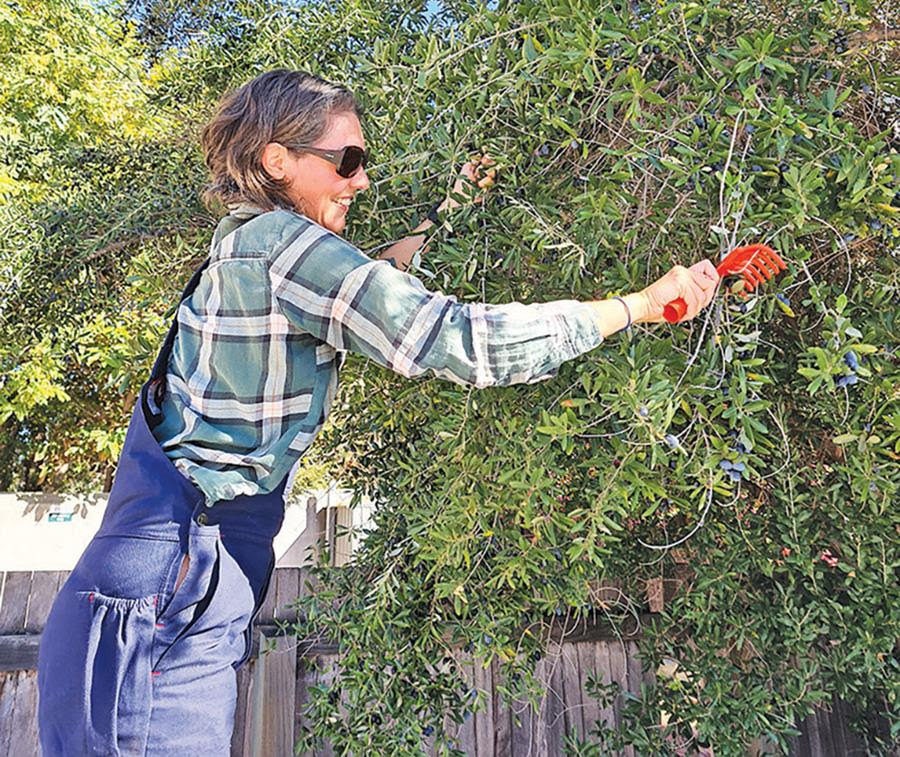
2, 0, 897, 752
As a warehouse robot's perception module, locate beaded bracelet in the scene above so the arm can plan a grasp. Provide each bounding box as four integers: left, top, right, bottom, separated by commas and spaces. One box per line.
612, 296, 632, 329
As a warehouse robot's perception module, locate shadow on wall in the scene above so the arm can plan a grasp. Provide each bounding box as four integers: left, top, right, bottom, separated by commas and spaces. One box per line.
14, 492, 107, 522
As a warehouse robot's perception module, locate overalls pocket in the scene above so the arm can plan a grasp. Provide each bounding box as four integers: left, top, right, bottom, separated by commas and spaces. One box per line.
74, 590, 158, 756
151, 531, 255, 673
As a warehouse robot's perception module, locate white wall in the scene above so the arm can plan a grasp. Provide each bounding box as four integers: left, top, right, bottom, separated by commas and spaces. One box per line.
0, 487, 375, 572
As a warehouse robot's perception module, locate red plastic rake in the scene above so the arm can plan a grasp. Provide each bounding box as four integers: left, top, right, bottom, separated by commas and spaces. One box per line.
663, 243, 788, 323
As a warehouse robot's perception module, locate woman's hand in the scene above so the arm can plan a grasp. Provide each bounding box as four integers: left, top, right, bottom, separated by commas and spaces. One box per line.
637, 261, 720, 323
442, 154, 497, 212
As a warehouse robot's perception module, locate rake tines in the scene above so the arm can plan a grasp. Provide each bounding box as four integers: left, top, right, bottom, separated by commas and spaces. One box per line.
722, 244, 787, 295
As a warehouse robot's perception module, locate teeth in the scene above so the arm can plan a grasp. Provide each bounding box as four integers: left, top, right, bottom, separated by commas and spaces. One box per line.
333, 198, 352, 206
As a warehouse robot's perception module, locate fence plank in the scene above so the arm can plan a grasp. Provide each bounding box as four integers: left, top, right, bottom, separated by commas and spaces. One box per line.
838, 697, 869, 755
577, 640, 601, 744
544, 645, 565, 757
0, 635, 41, 671
24, 571, 62, 633
317, 653, 337, 757
806, 706, 823, 756
0, 672, 17, 756
509, 667, 533, 757
273, 568, 300, 624
473, 656, 493, 757
592, 640, 613, 742
256, 569, 280, 625
607, 639, 627, 738
455, 648, 477, 756
230, 661, 253, 757
258, 636, 297, 757
560, 639, 584, 747
795, 706, 812, 756
11, 670, 40, 756
491, 657, 512, 757
622, 640, 644, 757
817, 700, 837, 757
294, 655, 317, 757
530, 653, 554, 757
0, 572, 31, 634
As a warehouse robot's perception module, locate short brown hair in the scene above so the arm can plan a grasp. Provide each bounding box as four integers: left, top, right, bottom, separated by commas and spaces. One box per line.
201, 69, 362, 211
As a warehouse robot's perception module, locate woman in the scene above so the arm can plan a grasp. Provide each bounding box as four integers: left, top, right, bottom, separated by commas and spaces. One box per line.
37, 69, 718, 755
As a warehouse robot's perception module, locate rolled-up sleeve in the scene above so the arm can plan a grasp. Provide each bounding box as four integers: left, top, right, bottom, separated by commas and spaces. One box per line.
268, 221, 604, 388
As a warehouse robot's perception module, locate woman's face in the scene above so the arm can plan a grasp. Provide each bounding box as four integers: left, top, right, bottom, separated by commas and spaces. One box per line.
275, 111, 370, 235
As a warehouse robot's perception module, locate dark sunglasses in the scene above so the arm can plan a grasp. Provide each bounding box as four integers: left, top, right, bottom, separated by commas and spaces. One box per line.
288, 144, 369, 178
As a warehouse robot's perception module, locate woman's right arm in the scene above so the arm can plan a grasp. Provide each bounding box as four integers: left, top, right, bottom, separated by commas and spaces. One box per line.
589, 260, 720, 334
268, 218, 718, 388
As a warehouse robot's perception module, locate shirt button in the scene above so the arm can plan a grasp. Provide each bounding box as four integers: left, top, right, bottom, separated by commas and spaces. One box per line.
196, 512, 209, 526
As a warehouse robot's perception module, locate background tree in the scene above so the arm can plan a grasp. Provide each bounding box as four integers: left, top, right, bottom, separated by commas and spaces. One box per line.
1, 0, 897, 753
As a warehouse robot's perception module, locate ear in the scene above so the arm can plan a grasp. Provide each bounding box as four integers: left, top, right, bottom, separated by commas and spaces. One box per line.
261, 142, 290, 181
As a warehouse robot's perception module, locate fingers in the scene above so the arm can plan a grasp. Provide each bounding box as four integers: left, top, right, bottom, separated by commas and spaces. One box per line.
457, 154, 498, 203
675, 266, 703, 319
688, 260, 720, 309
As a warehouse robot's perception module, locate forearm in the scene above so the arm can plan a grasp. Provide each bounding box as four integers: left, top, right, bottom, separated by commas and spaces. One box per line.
376, 225, 430, 272
588, 293, 650, 338
376, 199, 452, 272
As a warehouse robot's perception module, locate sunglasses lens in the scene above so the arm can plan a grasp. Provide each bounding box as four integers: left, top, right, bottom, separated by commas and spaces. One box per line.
339, 147, 367, 178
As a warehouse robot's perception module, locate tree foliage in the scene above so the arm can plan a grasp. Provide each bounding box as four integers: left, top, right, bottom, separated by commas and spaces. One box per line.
1, 0, 897, 753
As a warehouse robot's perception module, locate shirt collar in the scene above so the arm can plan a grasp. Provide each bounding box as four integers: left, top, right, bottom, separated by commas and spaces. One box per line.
225, 202, 267, 220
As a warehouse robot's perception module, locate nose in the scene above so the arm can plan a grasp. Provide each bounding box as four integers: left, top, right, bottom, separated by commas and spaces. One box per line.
350, 165, 370, 191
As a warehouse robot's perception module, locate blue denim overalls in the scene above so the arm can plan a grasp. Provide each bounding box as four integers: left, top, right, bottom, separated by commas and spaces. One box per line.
37, 256, 288, 755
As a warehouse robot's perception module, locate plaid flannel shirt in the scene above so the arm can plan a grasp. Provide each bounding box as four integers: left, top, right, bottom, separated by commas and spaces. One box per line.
150, 205, 604, 506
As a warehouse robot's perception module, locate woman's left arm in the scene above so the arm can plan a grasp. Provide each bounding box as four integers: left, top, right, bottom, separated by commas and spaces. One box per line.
376, 156, 496, 272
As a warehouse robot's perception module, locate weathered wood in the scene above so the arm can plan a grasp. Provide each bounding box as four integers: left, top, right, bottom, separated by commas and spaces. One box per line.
646, 577, 664, 614
559, 637, 584, 746
317, 653, 338, 757
294, 654, 317, 757
491, 656, 512, 757
622, 639, 643, 757
0, 573, 31, 634
0, 569, 894, 756
607, 639, 628, 737
0, 672, 16, 756
508, 662, 533, 757
473, 655, 493, 757
549, 614, 651, 645
256, 570, 279, 626
23, 571, 62, 634
230, 661, 253, 757
10, 670, 40, 756
806, 705, 823, 756
0, 635, 41, 671
578, 640, 602, 742
830, 696, 849, 756
544, 644, 565, 757
818, 699, 836, 757
456, 647, 477, 755
529, 653, 554, 757
257, 635, 297, 757
273, 567, 300, 624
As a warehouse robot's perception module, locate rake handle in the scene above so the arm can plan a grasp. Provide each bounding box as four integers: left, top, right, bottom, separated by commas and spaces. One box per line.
663, 299, 689, 323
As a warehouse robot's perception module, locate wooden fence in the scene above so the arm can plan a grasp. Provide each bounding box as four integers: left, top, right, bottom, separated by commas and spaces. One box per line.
0, 568, 888, 756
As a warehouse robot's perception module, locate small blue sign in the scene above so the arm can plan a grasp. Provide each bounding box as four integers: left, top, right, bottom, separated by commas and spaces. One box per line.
48, 512, 74, 523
